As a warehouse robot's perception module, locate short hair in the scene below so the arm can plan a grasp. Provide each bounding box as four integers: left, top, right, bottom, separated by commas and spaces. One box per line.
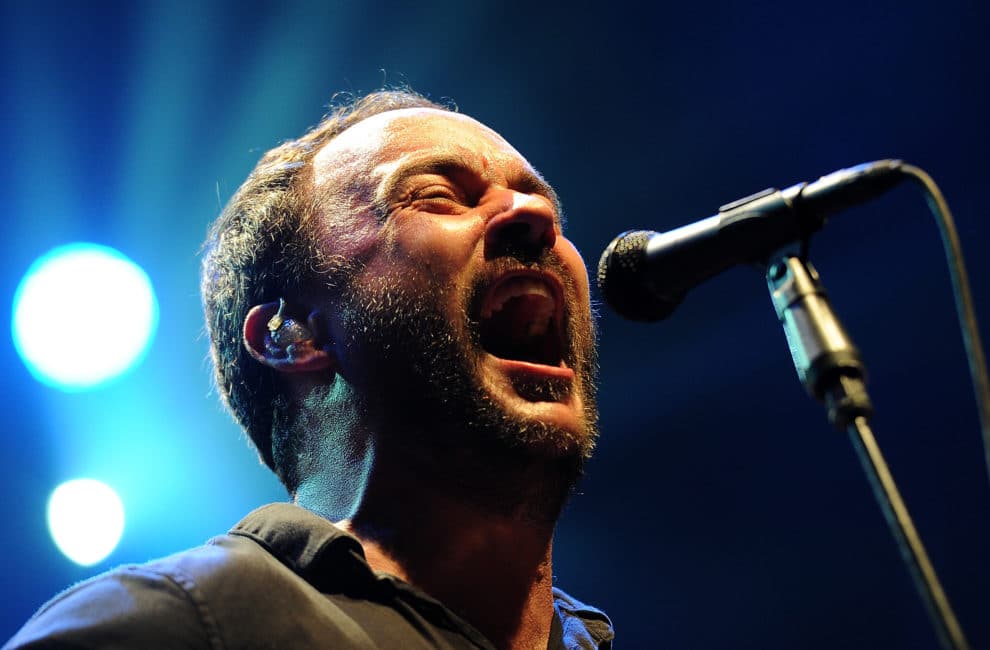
201, 89, 447, 491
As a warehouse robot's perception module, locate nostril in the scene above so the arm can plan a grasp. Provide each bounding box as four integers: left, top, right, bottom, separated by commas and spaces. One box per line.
499, 222, 533, 244
485, 217, 553, 261
484, 202, 557, 261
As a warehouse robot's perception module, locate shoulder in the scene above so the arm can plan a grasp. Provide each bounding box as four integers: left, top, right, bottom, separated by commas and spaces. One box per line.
6, 504, 375, 650
5, 537, 287, 649
4, 554, 226, 649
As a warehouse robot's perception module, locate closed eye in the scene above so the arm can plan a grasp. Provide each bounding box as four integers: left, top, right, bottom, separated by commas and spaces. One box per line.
413, 184, 461, 201
407, 181, 473, 215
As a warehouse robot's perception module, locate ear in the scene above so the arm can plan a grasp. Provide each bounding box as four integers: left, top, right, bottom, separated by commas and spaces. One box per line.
243, 299, 335, 373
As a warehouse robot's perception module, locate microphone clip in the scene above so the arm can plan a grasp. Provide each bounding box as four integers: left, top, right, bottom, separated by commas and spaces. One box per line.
766, 253, 873, 430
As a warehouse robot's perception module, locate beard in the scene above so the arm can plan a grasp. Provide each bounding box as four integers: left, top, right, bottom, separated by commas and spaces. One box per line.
330, 255, 599, 519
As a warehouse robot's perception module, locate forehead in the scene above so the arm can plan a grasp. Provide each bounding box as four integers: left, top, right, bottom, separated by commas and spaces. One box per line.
312, 108, 536, 193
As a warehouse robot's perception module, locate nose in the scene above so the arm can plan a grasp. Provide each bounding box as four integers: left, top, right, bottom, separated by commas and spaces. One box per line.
483, 191, 557, 260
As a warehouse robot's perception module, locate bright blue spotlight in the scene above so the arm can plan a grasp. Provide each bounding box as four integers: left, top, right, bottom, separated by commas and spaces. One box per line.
47, 478, 125, 566
12, 243, 159, 390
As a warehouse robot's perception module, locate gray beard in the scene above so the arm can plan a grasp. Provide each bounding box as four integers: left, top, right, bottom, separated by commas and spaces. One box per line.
332, 264, 599, 522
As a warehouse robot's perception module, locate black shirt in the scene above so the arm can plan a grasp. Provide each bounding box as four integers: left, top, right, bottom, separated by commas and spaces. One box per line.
6, 503, 614, 649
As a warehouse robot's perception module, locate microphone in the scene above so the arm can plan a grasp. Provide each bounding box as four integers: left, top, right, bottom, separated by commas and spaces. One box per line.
596, 160, 907, 321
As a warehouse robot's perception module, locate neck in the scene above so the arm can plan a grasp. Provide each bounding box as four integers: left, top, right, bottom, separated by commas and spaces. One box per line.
307, 443, 573, 650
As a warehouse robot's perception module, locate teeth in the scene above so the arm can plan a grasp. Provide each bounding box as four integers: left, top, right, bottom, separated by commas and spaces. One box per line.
482, 277, 556, 320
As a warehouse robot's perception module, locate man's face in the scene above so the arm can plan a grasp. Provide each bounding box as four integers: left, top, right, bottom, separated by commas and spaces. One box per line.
311, 108, 597, 465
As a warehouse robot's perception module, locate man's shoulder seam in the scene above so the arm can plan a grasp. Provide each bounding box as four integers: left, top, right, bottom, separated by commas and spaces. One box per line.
135, 564, 226, 650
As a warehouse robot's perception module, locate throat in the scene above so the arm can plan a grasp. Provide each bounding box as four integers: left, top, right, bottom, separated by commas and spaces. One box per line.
339, 485, 558, 650
340, 441, 564, 582
327, 429, 573, 649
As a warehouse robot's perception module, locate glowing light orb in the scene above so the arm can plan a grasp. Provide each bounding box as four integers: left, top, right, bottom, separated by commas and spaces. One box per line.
47, 479, 125, 566
12, 243, 159, 390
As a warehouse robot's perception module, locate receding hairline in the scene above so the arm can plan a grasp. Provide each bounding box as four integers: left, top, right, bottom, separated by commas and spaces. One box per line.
311, 107, 523, 174
310, 106, 556, 215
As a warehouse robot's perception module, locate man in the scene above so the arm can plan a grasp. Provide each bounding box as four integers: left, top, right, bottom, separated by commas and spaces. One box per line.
6, 90, 613, 649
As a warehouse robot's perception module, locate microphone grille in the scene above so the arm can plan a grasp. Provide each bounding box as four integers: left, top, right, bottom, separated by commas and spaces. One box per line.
597, 230, 678, 321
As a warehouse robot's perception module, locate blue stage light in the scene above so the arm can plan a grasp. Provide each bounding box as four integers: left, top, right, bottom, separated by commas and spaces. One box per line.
47, 478, 125, 566
11, 243, 159, 390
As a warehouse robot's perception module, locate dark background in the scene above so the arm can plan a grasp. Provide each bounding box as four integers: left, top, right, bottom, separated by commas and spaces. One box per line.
2, 1, 988, 648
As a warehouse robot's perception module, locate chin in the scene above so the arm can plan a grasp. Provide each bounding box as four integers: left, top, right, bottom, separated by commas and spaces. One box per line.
477, 354, 597, 461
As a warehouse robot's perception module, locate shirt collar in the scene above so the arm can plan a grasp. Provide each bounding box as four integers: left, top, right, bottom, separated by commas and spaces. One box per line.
229, 503, 614, 648
228, 502, 372, 592
553, 587, 616, 648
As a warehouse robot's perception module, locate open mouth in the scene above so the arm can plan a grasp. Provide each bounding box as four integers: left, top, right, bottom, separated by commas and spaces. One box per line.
477, 272, 565, 367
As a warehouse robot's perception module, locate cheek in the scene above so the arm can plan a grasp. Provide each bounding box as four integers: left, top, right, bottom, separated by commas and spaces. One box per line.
557, 238, 591, 302
320, 209, 381, 262
389, 214, 485, 274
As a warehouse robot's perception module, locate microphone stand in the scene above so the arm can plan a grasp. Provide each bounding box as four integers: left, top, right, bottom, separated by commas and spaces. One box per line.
766, 253, 969, 650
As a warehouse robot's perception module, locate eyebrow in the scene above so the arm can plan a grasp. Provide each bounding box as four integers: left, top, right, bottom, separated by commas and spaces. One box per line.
375, 152, 562, 217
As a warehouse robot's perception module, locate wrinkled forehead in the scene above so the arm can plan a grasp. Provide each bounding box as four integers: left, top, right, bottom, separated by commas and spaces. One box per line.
312, 108, 532, 194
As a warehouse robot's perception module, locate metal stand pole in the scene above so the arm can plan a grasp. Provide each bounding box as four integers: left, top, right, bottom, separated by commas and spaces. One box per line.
767, 254, 969, 650
848, 416, 969, 650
